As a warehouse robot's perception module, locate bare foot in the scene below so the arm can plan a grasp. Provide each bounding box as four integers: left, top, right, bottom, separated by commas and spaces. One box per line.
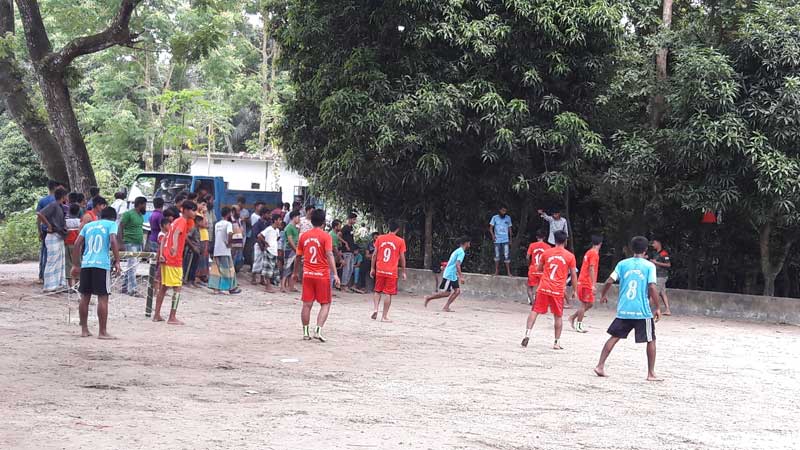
167, 318, 185, 325
663, 311, 672, 316
569, 315, 576, 330
81, 330, 93, 337
371, 311, 378, 320
594, 367, 608, 377
265, 288, 276, 294
647, 374, 664, 382
97, 333, 117, 340
152, 315, 165, 322
424, 297, 432, 308
381, 318, 392, 323
442, 307, 454, 312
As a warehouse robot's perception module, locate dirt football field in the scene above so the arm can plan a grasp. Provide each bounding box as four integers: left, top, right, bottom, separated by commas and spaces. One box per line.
1, 263, 798, 450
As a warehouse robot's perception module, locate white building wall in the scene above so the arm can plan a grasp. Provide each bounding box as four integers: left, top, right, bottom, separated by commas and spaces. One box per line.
190, 156, 307, 204
189, 157, 269, 191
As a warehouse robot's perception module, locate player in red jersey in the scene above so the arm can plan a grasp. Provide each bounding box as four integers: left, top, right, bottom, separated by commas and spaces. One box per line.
521, 230, 577, 350
525, 229, 550, 305
293, 209, 340, 342
153, 201, 197, 325
570, 235, 602, 333
370, 220, 407, 322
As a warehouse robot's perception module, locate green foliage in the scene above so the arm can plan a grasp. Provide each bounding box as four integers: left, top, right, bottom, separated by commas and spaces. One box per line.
0, 116, 47, 218
0, 209, 40, 263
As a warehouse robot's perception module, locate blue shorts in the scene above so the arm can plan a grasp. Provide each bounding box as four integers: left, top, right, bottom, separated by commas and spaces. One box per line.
494, 243, 510, 263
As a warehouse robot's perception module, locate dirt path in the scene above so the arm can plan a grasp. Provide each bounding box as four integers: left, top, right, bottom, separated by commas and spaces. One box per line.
1, 263, 798, 449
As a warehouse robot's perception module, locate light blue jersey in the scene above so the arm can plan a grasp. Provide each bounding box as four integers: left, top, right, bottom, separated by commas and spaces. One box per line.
489, 214, 512, 244
443, 247, 465, 281
79, 219, 118, 270
610, 257, 657, 319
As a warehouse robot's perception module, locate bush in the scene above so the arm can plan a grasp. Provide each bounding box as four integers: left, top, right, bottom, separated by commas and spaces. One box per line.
0, 209, 40, 263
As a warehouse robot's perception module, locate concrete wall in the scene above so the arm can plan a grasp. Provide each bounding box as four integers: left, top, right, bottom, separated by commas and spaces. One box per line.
398, 268, 800, 326
190, 158, 269, 191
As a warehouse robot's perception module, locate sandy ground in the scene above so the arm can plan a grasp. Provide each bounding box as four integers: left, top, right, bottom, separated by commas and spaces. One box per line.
1, 262, 798, 450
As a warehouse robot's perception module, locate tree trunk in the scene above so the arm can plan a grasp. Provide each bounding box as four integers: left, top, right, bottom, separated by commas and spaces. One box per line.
37, 69, 97, 192
510, 200, 529, 275
651, 0, 673, 128
758, 221, 797, 297
423, 202, 433, 270
258, 19, 270, 150
0, 0, 69, 183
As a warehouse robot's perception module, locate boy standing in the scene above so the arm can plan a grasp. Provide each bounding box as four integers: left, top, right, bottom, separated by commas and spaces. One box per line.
209, 207, 242, 295
425, 237, 470, 312
153, 201, 197, 325
521, 230, 577, 350
595, 236, 662, 381
570, 235, 603, 333
281, 210, 301, 292
259, 213, 283, 293
370, 220, 407, 321
649, 239, 672, 316
64, 203, 82, 289
294, 209, 341, 342
489, 206, 513, 276
71, 207, 121, 339
525, 229, 550, 305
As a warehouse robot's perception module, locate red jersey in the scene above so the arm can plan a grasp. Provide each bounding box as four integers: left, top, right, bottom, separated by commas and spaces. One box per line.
527, 241, 550, 276
578, 247, 600, 286
537, 246, 577, 298
162, 217, 192, 267
375, 233, 407, 278
297, 227, 333, 279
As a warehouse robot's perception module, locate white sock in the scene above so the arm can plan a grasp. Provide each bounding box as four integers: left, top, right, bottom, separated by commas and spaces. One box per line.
525, 328, 531, 337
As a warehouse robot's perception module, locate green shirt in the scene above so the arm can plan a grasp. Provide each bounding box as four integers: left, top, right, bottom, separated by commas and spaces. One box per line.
329, 229, 340, 248
120, 209, 144, 245
285, 223, 299, 250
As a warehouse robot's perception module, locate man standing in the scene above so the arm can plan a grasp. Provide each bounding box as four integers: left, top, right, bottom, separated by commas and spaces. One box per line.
538, 208, 569, 246
208, 207, 242, 295
299, 205, 315, 235
370, 220, 407, 322
250, 206, 272, 284
521, 231, 577, 350
118, 196, 146, 296
329, 219, 343, 290
153, 201, 197, 324
340, 213, 359, 292
147, 197, 165, 253
526, 230, 550, 305
489, 205, 513, 276
111, 191, 127, 223
595, 236, 662, 381
259, 213, 283, 293
71, 207, 121, 339
425, 237, 470, 312
294, 209, 341, 342
36, 180, 62, 283
81, 196, 107, 228
37, 187, 68, 292
570, 235, 603, 333
281, 210, 301, 292
649, 239, 672, 316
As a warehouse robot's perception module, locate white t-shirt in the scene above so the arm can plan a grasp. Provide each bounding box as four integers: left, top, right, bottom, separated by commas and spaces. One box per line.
261, 226, 280, 257
111, 199, 127, 223
213, 220, 233, 257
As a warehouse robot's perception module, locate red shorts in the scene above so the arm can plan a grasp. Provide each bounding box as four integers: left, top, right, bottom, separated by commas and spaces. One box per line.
533, 292, 564, 317
527, 273, 541, 287
301, 277, 332, 304
578, 285, 595, 303
374, 275, 398, 296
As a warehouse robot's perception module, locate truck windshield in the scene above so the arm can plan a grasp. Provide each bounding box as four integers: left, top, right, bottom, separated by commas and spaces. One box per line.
130, 174, 192, 204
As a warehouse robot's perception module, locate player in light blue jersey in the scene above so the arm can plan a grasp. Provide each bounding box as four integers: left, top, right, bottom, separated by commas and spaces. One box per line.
71, 207, 121, 339
594, 236, 663, 381
425, 237, 471, 312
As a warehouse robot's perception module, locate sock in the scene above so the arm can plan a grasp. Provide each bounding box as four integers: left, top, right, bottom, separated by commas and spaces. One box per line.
171, 292, 181, 310
525, 328, 531, 337
315, 326, 322, 336
303, 325, 309, 336
576, 321, 583, 329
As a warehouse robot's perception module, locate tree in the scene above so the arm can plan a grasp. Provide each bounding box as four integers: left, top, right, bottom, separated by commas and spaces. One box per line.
0, 0, 67, 183
1, 0, 144, 192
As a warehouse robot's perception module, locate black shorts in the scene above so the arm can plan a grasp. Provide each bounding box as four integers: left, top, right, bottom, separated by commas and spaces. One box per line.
439, 278, 460, 292
607, 318, 656, 343
78, 268, 111, 296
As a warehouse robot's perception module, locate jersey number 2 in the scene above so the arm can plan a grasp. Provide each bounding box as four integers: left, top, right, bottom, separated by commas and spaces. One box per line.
309, 246, 319, 264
